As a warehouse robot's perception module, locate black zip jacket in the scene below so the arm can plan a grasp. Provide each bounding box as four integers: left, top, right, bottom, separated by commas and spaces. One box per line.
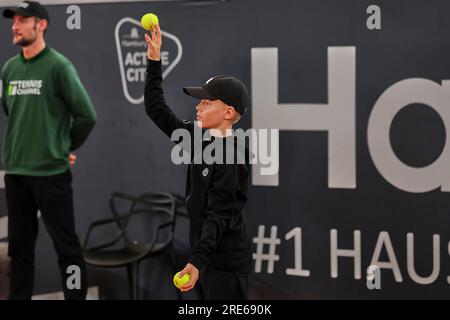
144, 60, 252, 275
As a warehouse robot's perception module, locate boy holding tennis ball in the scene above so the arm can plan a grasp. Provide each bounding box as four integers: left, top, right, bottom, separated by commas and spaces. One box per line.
143, 22, 252, 300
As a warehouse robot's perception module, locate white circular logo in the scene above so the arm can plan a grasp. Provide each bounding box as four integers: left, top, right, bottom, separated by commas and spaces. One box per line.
202, 168, 209, 177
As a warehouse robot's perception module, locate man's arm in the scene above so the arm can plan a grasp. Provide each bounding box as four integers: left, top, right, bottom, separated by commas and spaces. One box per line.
57, 62, 97, 151
1, 66, 8, 116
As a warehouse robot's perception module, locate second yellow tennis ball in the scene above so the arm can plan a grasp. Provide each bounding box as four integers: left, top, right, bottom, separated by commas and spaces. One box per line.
141, 13, 159, 31
173, 272, 190, 289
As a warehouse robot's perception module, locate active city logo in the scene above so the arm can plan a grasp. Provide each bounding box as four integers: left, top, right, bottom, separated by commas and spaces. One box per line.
115, 17, 182, 105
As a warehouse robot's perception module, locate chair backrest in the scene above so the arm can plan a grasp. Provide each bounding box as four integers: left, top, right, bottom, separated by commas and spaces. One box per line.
110, 192, 177, 247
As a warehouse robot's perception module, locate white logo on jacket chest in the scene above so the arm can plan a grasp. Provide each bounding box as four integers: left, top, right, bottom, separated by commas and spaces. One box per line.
202, 168, 209, 177
8, 80, 43, 96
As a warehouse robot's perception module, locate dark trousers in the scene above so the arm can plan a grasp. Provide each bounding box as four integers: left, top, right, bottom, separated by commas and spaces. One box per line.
5, 170, 87, 300
199, 265, 248, 300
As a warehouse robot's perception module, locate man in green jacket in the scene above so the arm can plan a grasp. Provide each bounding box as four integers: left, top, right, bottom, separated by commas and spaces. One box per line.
1, 1, 96, 299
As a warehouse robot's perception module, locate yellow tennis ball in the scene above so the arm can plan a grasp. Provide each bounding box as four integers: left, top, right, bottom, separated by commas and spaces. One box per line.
141, 13, 159, 31
173, 272, 190, 289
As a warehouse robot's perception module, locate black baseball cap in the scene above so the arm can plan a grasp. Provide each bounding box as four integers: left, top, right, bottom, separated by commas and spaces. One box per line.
183, 75, 250, 115
3, 1, 50, 23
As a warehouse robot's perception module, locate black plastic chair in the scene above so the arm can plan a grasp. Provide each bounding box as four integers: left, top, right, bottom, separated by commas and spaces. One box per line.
82, 192, 185, 299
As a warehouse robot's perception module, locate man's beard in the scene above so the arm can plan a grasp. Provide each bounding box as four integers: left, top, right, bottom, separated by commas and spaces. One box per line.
14, 33, 37, 47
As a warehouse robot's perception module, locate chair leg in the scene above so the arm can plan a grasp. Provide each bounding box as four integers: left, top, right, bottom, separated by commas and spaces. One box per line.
126, 263, 139, 300
168, 249, 181, 300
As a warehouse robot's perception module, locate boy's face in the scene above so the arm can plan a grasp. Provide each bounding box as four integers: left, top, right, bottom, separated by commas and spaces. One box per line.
195, 99, 234, 128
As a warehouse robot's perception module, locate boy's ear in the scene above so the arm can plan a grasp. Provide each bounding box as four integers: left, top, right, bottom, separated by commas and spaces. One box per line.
224, 105, 237, 121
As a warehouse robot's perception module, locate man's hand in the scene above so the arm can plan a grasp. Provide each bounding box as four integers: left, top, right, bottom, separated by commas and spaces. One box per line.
69, 153, 77, 167
144, 24, 162, 61
178, 263, 199, 293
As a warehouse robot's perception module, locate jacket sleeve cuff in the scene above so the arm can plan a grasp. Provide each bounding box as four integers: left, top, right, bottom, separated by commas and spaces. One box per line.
147, 59, 162, 73
188, 256, 205, 270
